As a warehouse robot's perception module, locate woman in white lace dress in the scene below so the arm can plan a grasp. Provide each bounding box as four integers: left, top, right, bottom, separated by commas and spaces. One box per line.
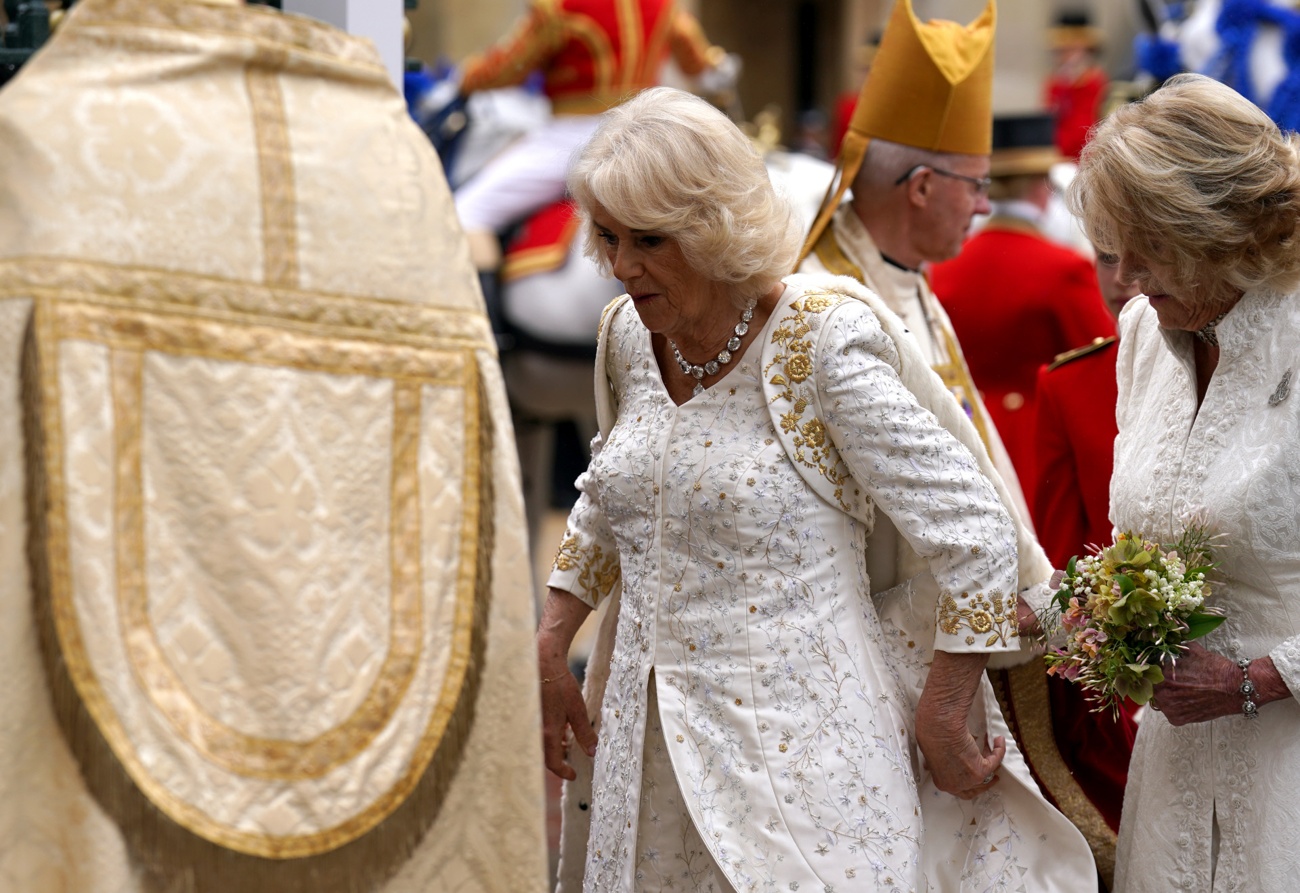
1068, 73, 1300, 892
537, 87, 1094, 893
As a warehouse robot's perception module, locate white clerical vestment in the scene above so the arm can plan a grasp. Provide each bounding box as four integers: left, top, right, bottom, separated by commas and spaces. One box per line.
0, 2, 546, 891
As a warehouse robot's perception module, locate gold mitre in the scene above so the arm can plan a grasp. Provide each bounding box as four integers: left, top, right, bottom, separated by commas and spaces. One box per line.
798, 0, 996, 264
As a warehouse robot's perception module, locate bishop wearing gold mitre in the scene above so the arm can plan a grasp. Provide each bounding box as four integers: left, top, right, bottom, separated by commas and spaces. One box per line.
797, 1, 1121, 886
0, 1, 545, 891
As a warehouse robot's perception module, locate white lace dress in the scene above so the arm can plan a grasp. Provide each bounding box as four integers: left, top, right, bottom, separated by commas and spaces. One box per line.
549, 282, 1095, 892
1111, 291, 1300, 892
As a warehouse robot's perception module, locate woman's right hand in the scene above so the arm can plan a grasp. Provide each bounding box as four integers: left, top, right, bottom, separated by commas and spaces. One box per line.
539, 659, 598, 780
536, 587, 598, 780
916, 650, 1006, 798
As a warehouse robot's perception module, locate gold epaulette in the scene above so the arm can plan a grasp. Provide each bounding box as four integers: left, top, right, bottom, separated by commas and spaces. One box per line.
1047, 335, 1117, 371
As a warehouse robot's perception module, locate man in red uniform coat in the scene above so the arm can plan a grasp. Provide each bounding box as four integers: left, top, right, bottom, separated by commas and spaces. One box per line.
1044, 11, 1108, 161
1033, 251, 1139, 567
930, 113, 1116, 511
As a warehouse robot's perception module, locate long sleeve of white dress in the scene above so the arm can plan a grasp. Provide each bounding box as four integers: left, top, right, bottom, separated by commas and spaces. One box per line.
809, 296, 1022, 653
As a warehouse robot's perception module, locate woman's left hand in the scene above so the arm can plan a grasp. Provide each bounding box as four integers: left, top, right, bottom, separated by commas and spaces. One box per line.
916, 720, 1007, 800
1016, 595, 1042, 639
916, 651, 1006, 799
1150, 642, 1243, 725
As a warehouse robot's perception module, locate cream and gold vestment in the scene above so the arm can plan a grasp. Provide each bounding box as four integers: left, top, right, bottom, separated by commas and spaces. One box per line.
0, 2, 545, 891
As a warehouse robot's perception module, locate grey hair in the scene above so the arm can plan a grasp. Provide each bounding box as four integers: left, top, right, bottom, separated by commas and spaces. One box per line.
853, 139, 981, 197
1066, 73, 1300, 300
567, 87, 801, 303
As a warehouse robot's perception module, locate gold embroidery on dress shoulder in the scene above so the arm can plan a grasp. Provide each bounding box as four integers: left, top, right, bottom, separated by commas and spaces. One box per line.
937, 589, 1017, 647
764, 292, 854, 511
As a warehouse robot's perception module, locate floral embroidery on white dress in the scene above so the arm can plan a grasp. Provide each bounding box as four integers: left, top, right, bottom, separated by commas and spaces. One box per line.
1111, 291, 1300, 893
550, 282, 1096, 893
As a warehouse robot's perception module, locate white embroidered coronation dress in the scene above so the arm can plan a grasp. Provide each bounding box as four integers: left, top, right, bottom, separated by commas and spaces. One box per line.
1112, 292, 1300, 892
549, 281, 1094, 892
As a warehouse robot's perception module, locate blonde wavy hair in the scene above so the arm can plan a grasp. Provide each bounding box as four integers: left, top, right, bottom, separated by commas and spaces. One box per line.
1067, 73, 1300, 299
567, 87, 801, 304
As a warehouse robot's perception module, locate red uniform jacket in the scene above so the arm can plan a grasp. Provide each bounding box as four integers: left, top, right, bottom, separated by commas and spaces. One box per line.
1030, 336, 1137, 839
460, 0, 718, 115
1045, 65, 1107, 161
1033, 336, 1119, 567
930, 218, 1116, 509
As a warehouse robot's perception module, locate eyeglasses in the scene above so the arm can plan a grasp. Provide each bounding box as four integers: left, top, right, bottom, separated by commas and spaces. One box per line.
893, 164, 992, 195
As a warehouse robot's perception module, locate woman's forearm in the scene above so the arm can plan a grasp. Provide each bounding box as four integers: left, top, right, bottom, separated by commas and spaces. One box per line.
536, 586, 593, 671
917, 650, 990, 738
915, 650, 1004, 798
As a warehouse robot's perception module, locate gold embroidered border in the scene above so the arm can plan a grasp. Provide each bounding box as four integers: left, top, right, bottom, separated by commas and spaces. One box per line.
52, 300, 467, 385
763, 292, 856, 511
0, 258, 495, 353
245, 64, 299, 289
554, 535, 621, 605
937, 588, 1016, 647
31, 294, 489, 858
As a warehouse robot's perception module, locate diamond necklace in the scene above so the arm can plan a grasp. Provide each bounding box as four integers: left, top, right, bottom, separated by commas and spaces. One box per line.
670, 299, 756, 396
1194, 309, 1229, 347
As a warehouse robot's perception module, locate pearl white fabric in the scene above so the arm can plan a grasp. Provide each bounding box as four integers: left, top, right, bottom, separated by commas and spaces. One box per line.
551, 278, 1094, 892
1112, 292, 1300, 892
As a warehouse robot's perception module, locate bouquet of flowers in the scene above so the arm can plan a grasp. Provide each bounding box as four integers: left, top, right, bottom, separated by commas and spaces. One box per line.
1042, 527, 1224, 718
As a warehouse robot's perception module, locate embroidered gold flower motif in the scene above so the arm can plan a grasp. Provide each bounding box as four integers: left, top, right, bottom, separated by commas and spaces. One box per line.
553, 536, 621, 602
762, 290, 856, 511
800, 418, 826, 448
938, 590, 1015, 646
553, 534, 580, 571
785, 351, 813, 383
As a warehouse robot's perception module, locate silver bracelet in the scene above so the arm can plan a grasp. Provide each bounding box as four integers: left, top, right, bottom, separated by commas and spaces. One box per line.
1238, 658, 1260, 719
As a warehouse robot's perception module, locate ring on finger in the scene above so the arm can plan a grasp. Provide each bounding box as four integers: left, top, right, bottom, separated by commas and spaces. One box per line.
1150, 703, 1162, 712
982, 774, 994, 785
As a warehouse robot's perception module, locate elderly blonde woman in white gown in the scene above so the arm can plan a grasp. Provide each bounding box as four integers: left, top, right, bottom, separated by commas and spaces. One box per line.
1068, 73, 1300, 892
539, 87, 1095, 893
